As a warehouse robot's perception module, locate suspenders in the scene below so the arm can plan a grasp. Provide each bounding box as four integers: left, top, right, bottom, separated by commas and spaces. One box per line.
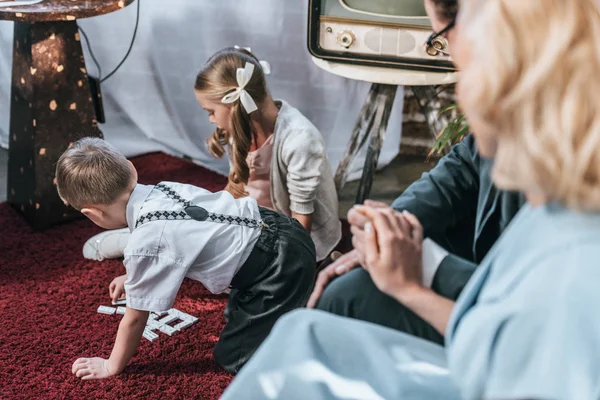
135, 183, 268, 229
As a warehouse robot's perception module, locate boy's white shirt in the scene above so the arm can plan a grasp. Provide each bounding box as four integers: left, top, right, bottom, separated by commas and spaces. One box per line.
122, 183, 261, 312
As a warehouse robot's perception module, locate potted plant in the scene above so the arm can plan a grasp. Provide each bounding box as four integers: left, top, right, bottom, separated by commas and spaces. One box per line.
428, 103, 469, 158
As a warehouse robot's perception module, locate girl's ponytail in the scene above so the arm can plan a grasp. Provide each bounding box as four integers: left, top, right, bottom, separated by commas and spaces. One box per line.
195, 47, 269, 198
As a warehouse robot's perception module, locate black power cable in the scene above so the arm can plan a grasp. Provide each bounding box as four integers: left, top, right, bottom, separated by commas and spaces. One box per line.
77, 0, 140, 83
78, 26, 102, 79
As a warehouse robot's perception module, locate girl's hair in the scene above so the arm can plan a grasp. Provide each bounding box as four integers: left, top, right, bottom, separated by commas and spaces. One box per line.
195, 47, 269, 198
458, 0, 600, 211
431, 0, 458, 22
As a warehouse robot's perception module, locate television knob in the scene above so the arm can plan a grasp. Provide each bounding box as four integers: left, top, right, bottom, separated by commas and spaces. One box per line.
337, 30, 356, 48
426, 36, 449, 56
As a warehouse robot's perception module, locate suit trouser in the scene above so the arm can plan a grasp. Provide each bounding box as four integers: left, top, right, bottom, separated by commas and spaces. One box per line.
315, 255, 477, 345
214, 208, 317, 374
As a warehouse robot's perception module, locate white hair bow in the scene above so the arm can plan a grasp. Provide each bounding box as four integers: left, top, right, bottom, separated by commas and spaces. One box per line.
233, 45, 271, 75
221, 62, 258, 114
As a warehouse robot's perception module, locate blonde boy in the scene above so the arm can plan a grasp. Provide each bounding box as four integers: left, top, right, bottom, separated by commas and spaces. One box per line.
57, 137, 316, 377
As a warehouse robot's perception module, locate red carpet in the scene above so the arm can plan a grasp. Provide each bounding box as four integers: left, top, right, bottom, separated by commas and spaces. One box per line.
0, 152, 351, 399
0, 153, 233, 400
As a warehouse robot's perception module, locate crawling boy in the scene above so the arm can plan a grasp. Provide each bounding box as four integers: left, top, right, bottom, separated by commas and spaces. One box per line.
57, 138, 316, 378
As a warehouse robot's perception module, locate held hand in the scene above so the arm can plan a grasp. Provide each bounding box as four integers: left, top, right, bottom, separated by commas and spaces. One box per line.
306, 249, 361, 308
347, 200, 390, 230
360, 206, 424, 297
109, 275, 127, 303
350, 202, 402, 269
72, 357, 115, 380
350, 225, 368, 268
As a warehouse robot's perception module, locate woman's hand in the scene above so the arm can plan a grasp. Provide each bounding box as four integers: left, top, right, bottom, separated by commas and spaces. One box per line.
348, 200, 394, 266
355, 205, 455, 335
359, 206, 424, 298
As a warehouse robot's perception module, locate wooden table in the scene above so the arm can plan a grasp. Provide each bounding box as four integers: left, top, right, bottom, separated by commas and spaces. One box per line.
0, 0, 134, 229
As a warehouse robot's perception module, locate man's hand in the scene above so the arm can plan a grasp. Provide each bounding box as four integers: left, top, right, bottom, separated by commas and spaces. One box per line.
306, 249, 361, 308
360, 206, 424, 298
72, 357, 115, 380
109, 275, 127, 303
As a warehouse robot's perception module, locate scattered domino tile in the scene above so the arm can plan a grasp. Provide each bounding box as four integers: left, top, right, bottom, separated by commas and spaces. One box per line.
157, 324, 178, 336
97, 305, 116, 315
98, 303, 198, 341
146, 319, 162, 329
173, 319, 197, 331
157, 314, 179, 325
143, 328, 159, 342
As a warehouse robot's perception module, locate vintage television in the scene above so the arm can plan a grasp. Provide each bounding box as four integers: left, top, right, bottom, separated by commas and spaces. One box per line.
307, 0, 456, 73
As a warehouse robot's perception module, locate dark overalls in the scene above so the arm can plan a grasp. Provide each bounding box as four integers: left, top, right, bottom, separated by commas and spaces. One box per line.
136, 183, 317, 374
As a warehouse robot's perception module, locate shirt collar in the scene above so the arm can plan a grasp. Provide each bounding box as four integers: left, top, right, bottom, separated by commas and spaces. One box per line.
126, 184, 155, 231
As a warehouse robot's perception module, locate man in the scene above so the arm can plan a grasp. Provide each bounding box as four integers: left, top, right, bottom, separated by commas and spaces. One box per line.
310, 133, 524, 344
305, 0, 525, 343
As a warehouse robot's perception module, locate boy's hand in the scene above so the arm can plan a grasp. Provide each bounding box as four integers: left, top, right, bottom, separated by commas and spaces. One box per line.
109, 275, 127, 303
72, 357, 115, 380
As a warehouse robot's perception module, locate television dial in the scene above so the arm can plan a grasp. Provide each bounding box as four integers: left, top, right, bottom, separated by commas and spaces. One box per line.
337, 30, 356, 48
425, 36, 449, 57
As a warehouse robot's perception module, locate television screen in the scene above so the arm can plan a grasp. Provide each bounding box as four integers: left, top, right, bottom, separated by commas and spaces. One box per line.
340, 0, 427, 17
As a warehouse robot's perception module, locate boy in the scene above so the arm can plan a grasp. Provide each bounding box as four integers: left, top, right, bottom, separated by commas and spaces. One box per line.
58, 137, 316, 378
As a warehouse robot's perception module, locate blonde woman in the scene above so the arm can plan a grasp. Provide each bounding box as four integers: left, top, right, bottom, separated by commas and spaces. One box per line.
220, 0, 600, 398
82, 47, 341, 264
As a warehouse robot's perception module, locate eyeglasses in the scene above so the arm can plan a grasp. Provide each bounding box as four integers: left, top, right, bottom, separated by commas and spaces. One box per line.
425, 18, 455, 57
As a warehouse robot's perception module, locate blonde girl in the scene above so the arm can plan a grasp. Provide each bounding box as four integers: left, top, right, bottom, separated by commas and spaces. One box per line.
195, 47, 341, 262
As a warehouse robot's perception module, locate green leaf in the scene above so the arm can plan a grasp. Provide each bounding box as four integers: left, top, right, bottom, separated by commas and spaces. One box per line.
430, 103, 470, 156
437, 103, 459, 117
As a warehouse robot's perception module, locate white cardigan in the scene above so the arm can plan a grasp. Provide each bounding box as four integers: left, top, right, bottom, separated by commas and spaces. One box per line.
269, 101, 341, 261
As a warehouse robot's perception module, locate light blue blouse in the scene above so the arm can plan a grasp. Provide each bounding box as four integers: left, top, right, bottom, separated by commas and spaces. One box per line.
447, 203, 600, 399
220, 203, 600, 400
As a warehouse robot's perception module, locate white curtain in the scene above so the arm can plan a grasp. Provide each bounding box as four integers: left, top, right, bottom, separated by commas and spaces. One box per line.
0, 0, 403, 179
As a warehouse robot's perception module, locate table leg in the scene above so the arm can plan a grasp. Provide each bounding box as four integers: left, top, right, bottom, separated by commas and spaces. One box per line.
8, 20, 102, 229
355, 85, 396, 204
333, 83, 397, 203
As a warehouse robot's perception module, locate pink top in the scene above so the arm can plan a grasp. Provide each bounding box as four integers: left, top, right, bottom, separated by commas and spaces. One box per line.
245, 134, 275, 210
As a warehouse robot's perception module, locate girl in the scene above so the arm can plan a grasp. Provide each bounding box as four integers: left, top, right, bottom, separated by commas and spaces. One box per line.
196, 47, 341, 262
83, 47, 341, 263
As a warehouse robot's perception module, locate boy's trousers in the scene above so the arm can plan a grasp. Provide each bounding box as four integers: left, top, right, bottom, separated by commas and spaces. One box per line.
213, 207, 317, 374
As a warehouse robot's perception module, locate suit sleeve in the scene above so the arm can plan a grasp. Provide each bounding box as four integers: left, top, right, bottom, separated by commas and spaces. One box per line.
391, 134, 480, 239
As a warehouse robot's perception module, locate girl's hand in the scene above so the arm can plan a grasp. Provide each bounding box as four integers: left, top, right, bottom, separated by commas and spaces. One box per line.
72, 357, 115, 380
359, 206, 424, 297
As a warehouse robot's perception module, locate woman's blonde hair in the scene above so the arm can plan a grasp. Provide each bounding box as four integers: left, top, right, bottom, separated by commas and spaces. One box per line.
458, 0, 600, 211
195, 47, 269, 198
